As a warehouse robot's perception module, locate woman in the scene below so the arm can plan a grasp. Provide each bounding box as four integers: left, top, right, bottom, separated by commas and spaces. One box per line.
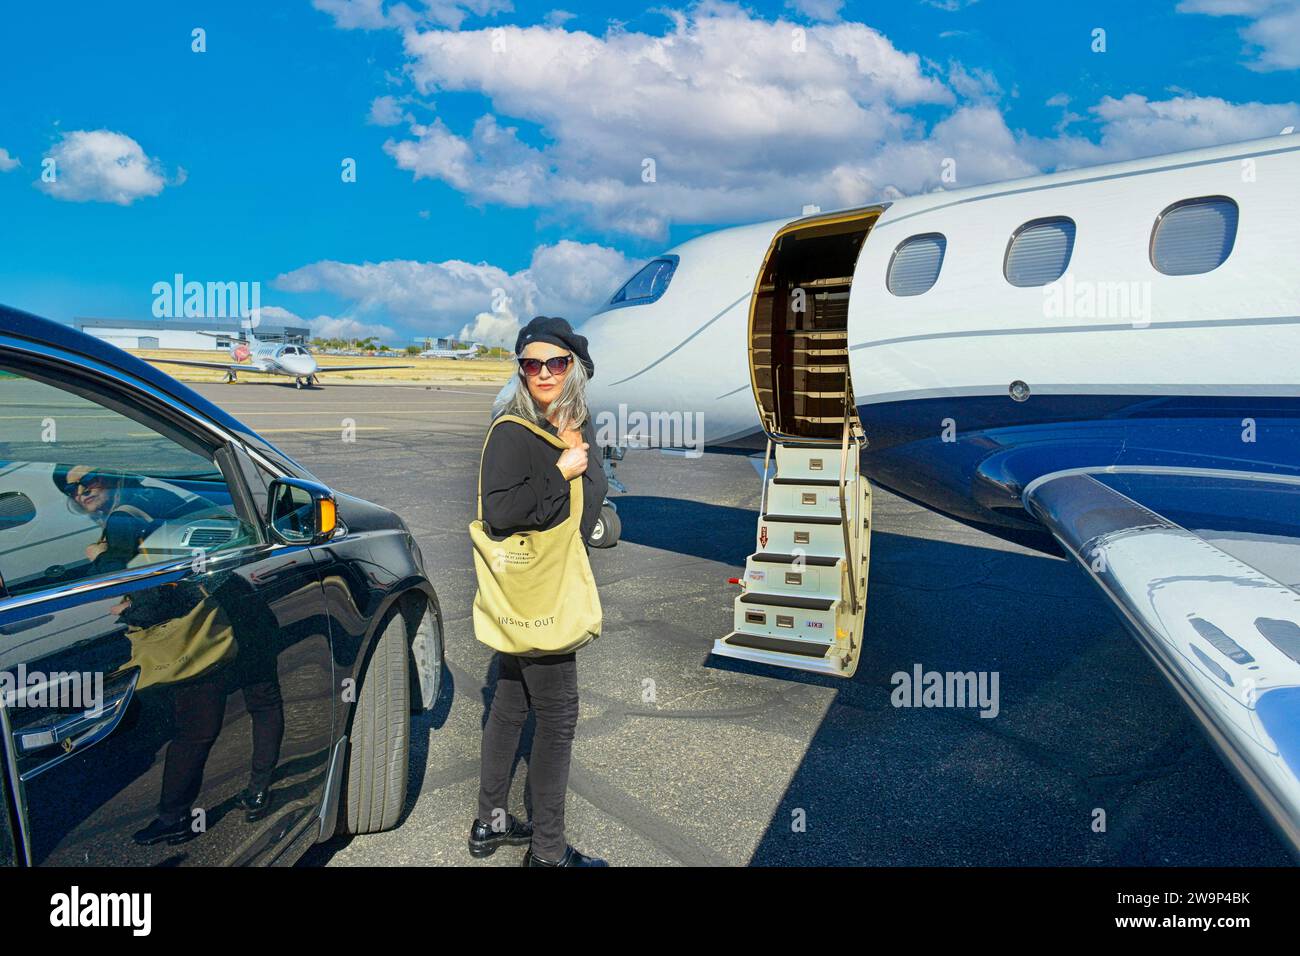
56, 465, 185, 575
468, 315, 609, 867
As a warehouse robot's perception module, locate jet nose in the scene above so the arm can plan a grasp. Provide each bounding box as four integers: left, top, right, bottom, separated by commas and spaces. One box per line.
287, 356, 315, 376
577, 316, 619, 416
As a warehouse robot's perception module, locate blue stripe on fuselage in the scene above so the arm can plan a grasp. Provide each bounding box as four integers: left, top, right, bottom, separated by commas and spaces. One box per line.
856, 392, 1300, 548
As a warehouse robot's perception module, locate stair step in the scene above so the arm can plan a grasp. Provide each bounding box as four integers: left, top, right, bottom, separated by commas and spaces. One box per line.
771, 477, 839, 487
751, 552, 840, 566
761, 513, 841, 526
765, 487, 845, 520
720, 632, 832, 657
739, 591, 834, 611
792, 330, 848, 340
774, 445, 859, 485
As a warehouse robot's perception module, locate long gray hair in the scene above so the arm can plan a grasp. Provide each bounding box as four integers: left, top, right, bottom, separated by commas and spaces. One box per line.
493, 351, 591, 430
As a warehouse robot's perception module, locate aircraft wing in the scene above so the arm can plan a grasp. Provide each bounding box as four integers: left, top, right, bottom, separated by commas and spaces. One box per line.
1023, 468, 1300, 851
149, 358, 264, 372
315, 364, 413, 372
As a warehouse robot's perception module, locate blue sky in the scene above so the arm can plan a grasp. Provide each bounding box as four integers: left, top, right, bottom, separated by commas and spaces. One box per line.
1, 0, 1296, 344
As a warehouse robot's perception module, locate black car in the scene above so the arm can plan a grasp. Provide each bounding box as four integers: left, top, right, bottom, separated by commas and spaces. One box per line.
0, 307, 444, 865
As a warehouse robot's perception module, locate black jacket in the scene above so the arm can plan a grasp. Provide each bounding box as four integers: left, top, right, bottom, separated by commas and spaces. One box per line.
93, 485, 188, 575
479, 415, 607, 543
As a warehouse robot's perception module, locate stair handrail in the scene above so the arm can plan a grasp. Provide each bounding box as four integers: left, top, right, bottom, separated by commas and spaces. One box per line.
838, 386, 860, 615
758, 436, 773, 520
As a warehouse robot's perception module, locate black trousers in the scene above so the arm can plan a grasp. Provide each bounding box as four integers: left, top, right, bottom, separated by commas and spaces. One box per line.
478, 651, 579, 861
159, 672, 284, 823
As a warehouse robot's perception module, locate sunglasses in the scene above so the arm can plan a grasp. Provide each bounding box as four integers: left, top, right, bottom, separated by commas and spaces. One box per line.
517, 354, 573, 377
66, 474, 106, 498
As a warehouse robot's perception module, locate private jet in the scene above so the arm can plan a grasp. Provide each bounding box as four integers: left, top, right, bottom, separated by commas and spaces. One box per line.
580, 133, 1300, 853
419, 341, 484, 359
152, 328, 410, 388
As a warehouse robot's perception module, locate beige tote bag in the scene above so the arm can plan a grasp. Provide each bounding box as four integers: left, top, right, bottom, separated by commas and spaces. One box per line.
469, 415, 602, 655
126, 592, 238, 690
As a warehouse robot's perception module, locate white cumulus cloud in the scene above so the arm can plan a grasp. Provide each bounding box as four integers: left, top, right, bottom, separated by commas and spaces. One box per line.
1178, 0, 1300, 72
257, 304, 400, 344
0, 148, 19, 172
273, 240, 638, 343
1031, 93, 1300, 169
385, 6, 951, 237
310, 315, 400, 342
334, 4, 1297, 238
37, 130, 171, 205
367, 94, 407, 126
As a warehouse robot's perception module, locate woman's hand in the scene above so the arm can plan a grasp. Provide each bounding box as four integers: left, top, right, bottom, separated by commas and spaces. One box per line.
86, 539, 108, 562
556, 442, 589, 480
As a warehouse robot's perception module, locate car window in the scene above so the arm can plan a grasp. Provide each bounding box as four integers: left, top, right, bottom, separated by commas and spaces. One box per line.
0, 366, 259, 598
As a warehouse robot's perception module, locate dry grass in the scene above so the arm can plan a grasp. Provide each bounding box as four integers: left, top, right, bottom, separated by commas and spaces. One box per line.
129, 348, 515, 385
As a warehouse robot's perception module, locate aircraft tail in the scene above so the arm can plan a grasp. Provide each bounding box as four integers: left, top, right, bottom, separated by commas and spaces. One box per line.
194, 320, 259, 362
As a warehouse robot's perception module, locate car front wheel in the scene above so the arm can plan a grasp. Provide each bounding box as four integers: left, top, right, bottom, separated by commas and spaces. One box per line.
339, 613, 410, 834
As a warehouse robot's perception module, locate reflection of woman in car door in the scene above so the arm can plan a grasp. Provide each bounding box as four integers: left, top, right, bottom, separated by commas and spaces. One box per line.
53, 466, 287, 847
55, 464, 186, 576
123, 564, 287, 848
127, 566, 288, 847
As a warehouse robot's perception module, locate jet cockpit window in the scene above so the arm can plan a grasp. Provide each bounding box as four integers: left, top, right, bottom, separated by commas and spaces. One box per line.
886, 233, 946, 296
1004, 217, 1076, 287
1151, 195, 1239, 276
605, 257, 678, 309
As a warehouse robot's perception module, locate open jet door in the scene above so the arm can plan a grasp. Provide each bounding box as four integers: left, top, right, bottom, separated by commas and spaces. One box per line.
712, 208, 881, 677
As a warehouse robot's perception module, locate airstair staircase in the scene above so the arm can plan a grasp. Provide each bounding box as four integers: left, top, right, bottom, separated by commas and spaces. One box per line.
712, 207, 879, 677
712, 395, 872, 678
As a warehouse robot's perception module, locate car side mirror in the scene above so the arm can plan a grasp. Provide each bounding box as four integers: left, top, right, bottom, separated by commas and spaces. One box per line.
266, 477, 337, 545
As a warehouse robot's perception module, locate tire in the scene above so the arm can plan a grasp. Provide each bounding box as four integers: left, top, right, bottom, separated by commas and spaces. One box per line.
588, 504, 621, 548
340, 613, 410, 834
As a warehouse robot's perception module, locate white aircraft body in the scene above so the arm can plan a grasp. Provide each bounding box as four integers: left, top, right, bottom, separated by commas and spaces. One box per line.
152, 328, 411, 388
419, 342, 484, 359
578, 133, 1300, 853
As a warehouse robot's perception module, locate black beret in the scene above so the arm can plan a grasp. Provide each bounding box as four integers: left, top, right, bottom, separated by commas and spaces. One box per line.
515, 316, 594, 380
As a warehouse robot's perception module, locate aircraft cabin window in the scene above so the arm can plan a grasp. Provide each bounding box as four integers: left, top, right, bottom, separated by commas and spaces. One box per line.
1151, 196, 1239, 276
886, 233, 946, 296
1004, 217, 1076, 287
608, 257, 678, 307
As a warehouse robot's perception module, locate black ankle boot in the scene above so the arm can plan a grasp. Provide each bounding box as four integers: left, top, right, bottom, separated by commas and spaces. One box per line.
522, 845, 608, 867
239, 786, 273, 823
132, 816, 198, 847
467, 814, 533, 858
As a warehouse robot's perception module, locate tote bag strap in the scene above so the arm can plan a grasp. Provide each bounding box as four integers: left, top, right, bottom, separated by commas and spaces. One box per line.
475, 414, 580, 523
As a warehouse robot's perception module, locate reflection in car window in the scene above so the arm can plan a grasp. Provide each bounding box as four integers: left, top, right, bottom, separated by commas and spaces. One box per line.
0, 368, 258, 598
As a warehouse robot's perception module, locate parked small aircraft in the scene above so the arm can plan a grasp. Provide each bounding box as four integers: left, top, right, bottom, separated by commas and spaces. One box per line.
419, 341, 484, 359
151, 327, 410, 388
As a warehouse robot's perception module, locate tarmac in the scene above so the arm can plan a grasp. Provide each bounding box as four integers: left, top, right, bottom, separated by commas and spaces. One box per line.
184, 379, 1292, 866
